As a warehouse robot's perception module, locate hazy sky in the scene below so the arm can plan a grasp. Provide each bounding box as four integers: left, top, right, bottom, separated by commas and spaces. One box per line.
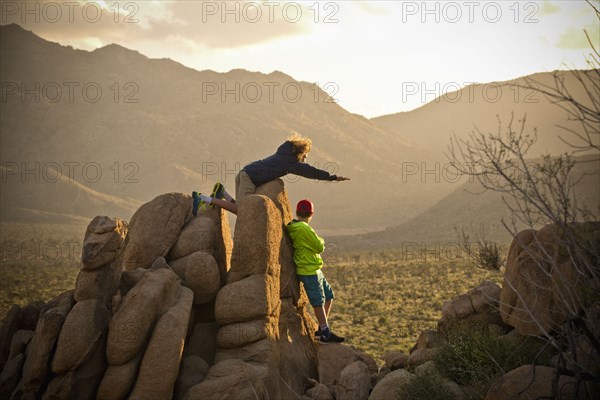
2, 0, 598, 117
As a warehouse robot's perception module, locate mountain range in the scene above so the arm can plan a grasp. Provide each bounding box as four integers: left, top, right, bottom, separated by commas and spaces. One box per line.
1, 23, 597, 243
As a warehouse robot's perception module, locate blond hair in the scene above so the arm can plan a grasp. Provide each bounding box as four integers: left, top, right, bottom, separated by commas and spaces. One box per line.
287, 131, 312, 161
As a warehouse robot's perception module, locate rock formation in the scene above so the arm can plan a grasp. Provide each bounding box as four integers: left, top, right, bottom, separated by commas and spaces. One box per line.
0, 183, 325, 399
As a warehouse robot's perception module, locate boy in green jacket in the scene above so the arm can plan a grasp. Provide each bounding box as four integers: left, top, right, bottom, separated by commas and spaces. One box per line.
286, 199, 344, 343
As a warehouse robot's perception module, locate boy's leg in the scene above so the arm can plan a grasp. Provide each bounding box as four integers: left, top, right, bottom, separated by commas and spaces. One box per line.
209, 198, 238, 214
322, 274, 335, 318
313, 306, 328, 327
324, 299, 332, 318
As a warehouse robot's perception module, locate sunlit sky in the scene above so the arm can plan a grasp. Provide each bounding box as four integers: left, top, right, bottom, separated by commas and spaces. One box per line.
2, 0, 598, 117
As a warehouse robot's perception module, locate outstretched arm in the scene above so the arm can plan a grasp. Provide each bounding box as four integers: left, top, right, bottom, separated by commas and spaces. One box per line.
289, 162, 350, 182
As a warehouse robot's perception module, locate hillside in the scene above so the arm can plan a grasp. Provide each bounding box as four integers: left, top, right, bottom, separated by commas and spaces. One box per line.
371, 70, 598, 160
0, 23, 437, 232
1, 23, 596, 234
330, 154, 600, 249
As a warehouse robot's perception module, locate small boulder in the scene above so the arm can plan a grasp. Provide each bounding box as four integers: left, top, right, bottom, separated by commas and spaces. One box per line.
318, 343, 378, 387
174, 356, 209, 400
184, 359, 269, 400
215, 274, 280, 326
369, 369, 415, 400
168, 217, 215, 260
336, 361, 371, 400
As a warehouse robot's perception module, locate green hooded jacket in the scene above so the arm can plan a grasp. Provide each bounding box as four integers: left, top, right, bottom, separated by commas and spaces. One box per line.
286, 219, 324, 275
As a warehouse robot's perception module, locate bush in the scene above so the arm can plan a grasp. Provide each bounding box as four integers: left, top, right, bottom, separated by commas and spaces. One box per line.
397, 370, 449, 400
435, 321, 553, 390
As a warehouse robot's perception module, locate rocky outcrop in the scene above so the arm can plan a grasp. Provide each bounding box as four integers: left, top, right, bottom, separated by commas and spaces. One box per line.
187, 181, 319, 399
438, 281, 507, 334
1, 184, 323, 399
485, 364, 596, 400
500, 223, 600, 336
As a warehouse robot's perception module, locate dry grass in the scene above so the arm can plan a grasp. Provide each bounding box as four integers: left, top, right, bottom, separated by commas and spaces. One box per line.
1, 223, 503, 366
322, 250, 503, 362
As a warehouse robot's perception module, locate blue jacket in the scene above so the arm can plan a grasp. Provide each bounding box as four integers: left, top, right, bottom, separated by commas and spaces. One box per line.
243, 141, 337, 186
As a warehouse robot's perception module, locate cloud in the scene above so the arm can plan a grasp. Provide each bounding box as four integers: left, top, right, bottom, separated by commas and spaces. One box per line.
557, 23, 600, 49
539, 0, 560, 16
0, 0, 314, 51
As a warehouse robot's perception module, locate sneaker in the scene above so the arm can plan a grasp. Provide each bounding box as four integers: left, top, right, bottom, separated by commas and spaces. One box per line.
320, 331, 344, 344
211, 182, 225, 200
314, 327, 322, 339
192, 191, 210, 216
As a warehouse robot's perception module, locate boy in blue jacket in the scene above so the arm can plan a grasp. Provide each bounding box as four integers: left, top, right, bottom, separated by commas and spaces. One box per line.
193, 132, 349, 215
286, 199, 344, 343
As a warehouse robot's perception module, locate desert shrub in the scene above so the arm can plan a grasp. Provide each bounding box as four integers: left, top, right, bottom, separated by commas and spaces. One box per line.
475, 240, 504, 271
435, 320, 553, 388
397, 370, 448, 400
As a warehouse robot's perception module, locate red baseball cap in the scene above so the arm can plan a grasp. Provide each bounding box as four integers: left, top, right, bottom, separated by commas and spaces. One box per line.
296, 199, 314, 214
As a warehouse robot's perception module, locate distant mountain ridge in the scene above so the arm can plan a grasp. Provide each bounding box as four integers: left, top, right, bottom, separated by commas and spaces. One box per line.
0, 23, 596, 236
330, 154, 600, 249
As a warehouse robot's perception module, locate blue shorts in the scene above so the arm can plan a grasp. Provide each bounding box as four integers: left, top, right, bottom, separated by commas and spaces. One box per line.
298, 270, 334, 307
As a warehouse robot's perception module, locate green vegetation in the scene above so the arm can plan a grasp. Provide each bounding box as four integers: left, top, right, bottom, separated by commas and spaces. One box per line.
434, 320, 553, 397
397, 369, 450, 400
0, 223, 84, 316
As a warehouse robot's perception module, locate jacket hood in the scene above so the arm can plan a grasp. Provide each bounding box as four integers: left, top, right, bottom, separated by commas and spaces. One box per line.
276, 141, 296, 157
286, 219, 305, 234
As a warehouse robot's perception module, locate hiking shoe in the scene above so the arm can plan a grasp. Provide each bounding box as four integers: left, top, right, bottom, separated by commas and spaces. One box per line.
320, 331, 344, 343
211, 182, 225, 200
314, 328, 322, 339
192, 191, 201, 216
192, 191, 210, 216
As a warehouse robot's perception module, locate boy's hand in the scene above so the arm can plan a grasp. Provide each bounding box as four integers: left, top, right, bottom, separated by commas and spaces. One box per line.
335, 176, 350, 181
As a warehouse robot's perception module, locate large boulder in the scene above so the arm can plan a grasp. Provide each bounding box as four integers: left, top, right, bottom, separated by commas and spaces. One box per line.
0, 305, 22, 373
42, 332, 107, 400
256, 179, 301, 302
120, 193, 192, 270
81, 216, 128, 271
227, 195, 282, 283
438, 281, 506, 334
51, 299, 111, 374
500, 223, 600, 336
21, 291, 75, 398
129, 287, 194, 400
97, 352, 143, 400
485, 365, 597, 400
169, 251, 221, 304
74, 261, 122, 306
168, 216, 215, 260
201, 207, 233, 286
107, 267, 179, 365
